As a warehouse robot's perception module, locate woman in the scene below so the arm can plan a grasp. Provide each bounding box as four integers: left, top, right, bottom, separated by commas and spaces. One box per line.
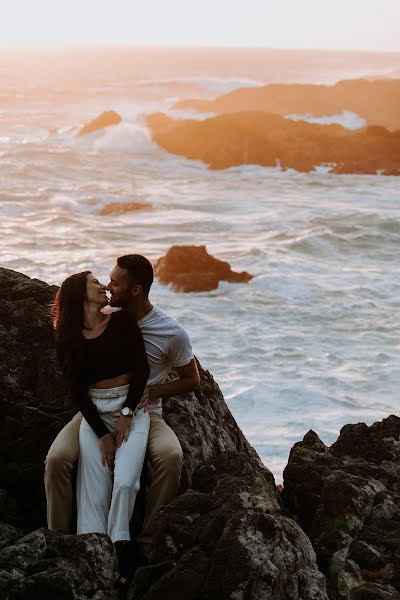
51, 270, 150, 544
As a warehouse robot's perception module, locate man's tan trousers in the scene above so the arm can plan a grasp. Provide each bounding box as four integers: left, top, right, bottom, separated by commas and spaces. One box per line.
44, 411, 183, 541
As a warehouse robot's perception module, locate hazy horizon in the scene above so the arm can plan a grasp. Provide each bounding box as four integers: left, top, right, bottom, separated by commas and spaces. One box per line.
2, 0, 400, 51
1, 44, 400, 54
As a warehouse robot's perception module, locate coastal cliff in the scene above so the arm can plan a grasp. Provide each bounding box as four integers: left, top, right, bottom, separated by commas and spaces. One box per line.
0, 267, 398, 599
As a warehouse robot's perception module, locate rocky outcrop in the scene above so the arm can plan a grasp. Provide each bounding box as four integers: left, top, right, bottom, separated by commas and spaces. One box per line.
146, 112, 400, 175
0, 269, 68, 531
0, 527, 118, 599
0, 267, 327, 599
154, 245, 253, 292
78, 110, 122, 136
100, 201, 151, 216
283, 416, 400, 599
129, 450, 327, 600
3, 267, 399, 599
173, 78, 400, 132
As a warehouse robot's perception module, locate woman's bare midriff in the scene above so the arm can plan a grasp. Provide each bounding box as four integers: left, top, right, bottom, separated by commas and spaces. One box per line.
89, 373, 131, 389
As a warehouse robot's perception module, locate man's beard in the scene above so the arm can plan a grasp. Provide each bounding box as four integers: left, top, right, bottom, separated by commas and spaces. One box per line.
109, 292, 130, 308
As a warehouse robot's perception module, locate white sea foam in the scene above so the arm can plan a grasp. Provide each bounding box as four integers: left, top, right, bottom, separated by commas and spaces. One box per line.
3, 166, 399, 485
186, 77, 264, 94
167, 108, 217, 121
285, 110, 366, 130
90, 122, 157, 153
2, 48, 400, 483
313, 164, 336, 174
138, 76, 264, 95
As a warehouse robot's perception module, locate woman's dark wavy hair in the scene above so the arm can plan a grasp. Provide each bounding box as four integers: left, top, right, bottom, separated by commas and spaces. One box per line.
50, 271, 90, 374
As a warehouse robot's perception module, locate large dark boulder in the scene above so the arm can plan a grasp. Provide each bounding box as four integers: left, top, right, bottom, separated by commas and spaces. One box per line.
154, 245, 253, 293
145, 111, 400, 175
0, 527, 118, 599
78, 110, 122, 136
283, 416, 400, 599
0, 267, 328, 599
129, 452, 327, 599
0, 268, 71, 530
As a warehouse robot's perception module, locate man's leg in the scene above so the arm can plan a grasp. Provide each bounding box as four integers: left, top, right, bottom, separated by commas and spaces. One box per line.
44, 412, 82, 532
137, 413, 183, 546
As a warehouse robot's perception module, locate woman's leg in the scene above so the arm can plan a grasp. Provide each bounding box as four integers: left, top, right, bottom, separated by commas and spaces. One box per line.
76, 417, 113, 535
108, 410, 150, 543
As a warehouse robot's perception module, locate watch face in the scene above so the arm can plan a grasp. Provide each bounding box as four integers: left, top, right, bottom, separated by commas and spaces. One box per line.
122, 407, 129, 416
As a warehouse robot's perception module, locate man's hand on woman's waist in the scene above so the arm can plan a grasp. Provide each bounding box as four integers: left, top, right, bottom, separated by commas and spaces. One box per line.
138, 359, 200, 411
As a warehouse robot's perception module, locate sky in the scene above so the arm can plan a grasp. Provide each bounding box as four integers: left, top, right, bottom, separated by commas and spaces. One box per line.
1, 0, 399, 51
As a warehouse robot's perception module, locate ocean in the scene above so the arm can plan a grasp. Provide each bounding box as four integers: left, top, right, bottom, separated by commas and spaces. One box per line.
1, 46, 399, 482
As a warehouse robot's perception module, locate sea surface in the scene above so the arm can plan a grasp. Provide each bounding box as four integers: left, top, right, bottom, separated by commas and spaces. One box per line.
1, 47, 399, 482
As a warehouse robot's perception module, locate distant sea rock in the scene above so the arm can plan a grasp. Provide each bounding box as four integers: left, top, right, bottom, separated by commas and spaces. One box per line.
146, 111, 400, 175
0, 267, 326, 599
154, 245, 254, 292
78, 110, 122, 136
283, 416, 400, 599
173, 78, 400, 131
99, 201, 151, 216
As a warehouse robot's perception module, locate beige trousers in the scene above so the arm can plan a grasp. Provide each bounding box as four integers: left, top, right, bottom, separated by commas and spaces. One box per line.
44, 411, 183, 542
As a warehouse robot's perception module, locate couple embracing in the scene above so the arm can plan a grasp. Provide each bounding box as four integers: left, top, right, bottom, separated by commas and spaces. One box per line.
45, 254, 199, 566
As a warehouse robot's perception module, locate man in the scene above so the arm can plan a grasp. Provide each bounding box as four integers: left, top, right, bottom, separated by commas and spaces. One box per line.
45, 254, 200, 559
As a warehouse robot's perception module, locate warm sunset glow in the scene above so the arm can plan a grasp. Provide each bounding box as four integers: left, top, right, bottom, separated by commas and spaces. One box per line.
1, 0, 399, 51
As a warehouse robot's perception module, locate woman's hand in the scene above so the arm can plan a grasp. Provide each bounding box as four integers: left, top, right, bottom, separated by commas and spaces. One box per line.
115, 415, 133, 449
100, 433, 115, 471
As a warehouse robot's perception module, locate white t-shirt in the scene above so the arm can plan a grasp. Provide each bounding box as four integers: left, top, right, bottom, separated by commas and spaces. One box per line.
137, 305, 194, 414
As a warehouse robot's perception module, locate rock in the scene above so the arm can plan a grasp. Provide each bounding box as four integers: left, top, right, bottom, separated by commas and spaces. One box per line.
78, 110, 122, 136
128, 452, 327, 599
99, 202, 151, 216
0, 528, 118, 599
146, 111, 400, 175
0, 268, 70, 530
173, 78, 400, 132
365, 125, 391, 137
283, 415, 400, 598
0, 523, 22, 552
0, 267, 328, 599
154, 245, 253, 292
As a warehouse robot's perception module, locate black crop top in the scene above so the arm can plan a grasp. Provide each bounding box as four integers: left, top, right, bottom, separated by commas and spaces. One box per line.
57, 310, 150, 438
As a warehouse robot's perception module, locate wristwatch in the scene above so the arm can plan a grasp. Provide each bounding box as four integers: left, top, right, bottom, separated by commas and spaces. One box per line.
121, 406, 134, 417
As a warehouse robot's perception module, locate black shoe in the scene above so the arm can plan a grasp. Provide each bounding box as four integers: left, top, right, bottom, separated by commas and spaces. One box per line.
115, 541, 134, 579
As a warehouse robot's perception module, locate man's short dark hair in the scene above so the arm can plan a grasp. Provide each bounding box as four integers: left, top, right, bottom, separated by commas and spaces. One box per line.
117, 254, 154, 296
